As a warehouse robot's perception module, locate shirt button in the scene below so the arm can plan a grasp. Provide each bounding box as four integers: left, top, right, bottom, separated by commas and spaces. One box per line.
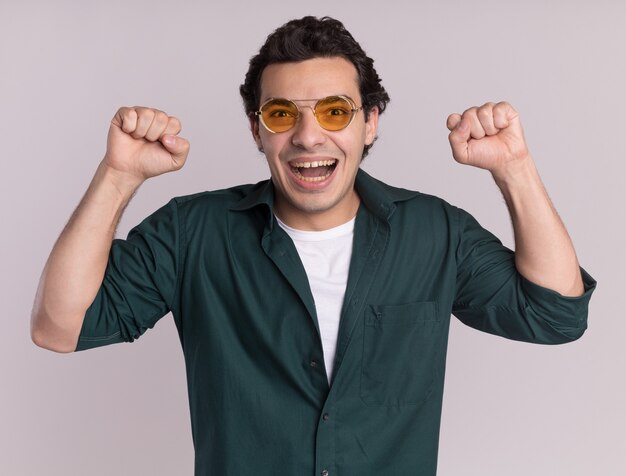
310, 360, 318, 368
322, 413, 329, 421
321, 471, 329, 476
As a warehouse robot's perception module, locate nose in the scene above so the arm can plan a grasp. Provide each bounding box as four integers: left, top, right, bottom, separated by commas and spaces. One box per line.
291, 106, 326, 150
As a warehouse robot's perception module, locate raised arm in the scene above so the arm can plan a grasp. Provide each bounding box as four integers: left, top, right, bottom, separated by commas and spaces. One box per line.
446, 101, 584, 297
31, 107, 190, 352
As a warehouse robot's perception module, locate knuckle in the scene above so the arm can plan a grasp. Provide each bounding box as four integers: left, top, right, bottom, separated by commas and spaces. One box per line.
169, 116, 181, 129
477, 109, 492, 120
117, 109, 136, 131
477, 107, 491, 119
495, 101, 511, 113
136, 107, 155, 120
472, 130, 486, 139
155, 110, 168, 124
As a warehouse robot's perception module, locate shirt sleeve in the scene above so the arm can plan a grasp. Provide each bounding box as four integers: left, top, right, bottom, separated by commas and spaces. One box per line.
75, 199, 183, 351
452, 207, 596, 344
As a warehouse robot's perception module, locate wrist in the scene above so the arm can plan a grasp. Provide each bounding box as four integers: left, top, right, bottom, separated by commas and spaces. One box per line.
96, 160, 144, 200
490, 154, 539, 191
79, 162, 143, 219
491, 154, 554, 231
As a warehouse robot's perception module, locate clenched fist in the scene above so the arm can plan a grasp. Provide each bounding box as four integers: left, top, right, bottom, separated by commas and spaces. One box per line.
446, 102, 529, 175
104, 106, 190, 183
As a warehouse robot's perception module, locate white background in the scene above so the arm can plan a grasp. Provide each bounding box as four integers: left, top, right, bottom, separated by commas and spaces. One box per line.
1, 0, 623, 474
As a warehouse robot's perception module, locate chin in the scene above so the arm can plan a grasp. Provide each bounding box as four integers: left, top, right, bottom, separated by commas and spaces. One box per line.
291, 198, 337, 215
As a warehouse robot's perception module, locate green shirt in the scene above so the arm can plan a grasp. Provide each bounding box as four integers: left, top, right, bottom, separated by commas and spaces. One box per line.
78, 169, 596, 476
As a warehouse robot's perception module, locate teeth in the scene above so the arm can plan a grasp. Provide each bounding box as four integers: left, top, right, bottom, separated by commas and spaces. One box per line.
289, 159, 337, 183
291, 159, 336, 168
292, 168, 333, 182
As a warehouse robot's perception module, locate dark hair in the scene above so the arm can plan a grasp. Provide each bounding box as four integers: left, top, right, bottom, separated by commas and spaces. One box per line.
240, 16, 390, 158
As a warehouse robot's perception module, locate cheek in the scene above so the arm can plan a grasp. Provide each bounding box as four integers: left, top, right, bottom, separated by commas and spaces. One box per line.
262, 138, 290, 173
260, 129, 288, 151
347, 129, 368, 155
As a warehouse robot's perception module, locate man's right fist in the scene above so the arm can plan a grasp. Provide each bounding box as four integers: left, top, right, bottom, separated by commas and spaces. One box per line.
104, 106, 190, 183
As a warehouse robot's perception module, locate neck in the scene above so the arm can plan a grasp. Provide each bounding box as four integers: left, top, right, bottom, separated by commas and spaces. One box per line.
274, 191, 360, 231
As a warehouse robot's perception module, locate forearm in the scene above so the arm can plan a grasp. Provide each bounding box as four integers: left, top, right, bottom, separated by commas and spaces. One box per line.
492, 155, 584, 297
31, 162, 142, 352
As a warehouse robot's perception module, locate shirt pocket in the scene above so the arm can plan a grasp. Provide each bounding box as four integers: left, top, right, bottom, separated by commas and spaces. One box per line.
360, 301, 440, 406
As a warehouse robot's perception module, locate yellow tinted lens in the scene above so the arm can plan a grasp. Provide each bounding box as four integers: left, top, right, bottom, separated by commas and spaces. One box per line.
315, 96, 354, 131
261, 99, 298, 132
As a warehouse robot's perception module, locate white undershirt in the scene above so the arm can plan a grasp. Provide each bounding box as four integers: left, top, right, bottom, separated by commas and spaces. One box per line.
276, 216, 355, 382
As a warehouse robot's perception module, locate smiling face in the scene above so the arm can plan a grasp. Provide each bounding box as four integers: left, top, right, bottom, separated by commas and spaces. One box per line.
251, 57, 378, 231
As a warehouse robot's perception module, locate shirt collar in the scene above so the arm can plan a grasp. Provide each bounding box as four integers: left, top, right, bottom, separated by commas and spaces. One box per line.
354, 168, 419, 220
229, 179, 274, 212
229, 168, 419, 221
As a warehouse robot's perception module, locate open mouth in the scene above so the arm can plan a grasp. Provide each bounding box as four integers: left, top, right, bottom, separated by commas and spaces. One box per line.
289, 159, 338, 182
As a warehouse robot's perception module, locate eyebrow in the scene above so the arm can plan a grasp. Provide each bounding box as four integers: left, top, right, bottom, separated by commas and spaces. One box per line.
260, 94, 352, 103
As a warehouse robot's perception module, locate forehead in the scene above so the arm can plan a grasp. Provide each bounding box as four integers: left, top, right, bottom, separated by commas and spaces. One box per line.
259, 57, 360, 102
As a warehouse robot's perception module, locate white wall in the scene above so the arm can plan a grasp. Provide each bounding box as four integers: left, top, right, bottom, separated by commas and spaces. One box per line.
1, 0, 622, 474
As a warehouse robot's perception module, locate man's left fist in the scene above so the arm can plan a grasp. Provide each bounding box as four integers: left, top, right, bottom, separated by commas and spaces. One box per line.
446, 102, 529, 173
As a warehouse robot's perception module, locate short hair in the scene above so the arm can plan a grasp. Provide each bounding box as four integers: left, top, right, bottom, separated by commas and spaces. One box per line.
240, 16, 390, 158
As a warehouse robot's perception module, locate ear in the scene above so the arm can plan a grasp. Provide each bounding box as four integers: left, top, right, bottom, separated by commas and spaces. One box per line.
364, 106, 379, 146
249, 115, 263, 151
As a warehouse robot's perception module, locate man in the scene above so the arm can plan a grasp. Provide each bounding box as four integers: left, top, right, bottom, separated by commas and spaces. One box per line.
31, 16, 595, 476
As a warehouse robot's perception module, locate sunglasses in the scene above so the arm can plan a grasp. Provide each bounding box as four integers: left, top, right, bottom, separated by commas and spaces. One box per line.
254, 95, 363, 133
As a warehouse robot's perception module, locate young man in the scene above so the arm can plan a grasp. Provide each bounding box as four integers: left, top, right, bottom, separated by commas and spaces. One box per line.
32, 16, 595, 476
